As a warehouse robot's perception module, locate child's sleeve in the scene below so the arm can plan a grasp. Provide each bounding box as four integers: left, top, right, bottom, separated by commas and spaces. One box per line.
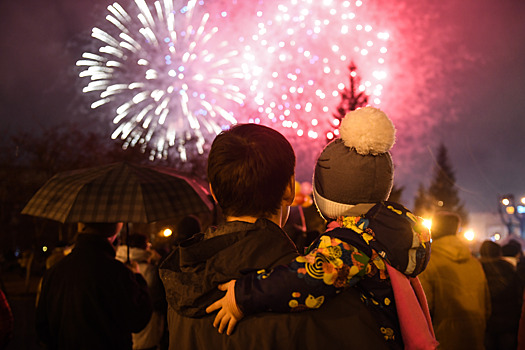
234, 234, 372, 316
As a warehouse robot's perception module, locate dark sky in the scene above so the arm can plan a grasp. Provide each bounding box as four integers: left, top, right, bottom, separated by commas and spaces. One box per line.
0, 0, 105, 131
393, 0, 525, 214
1, 0, 524, 214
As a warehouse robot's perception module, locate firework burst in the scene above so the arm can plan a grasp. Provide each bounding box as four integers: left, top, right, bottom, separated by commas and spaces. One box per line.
77, 0, 390, 163
243, 0, 390, 142
77, 0, 249, 161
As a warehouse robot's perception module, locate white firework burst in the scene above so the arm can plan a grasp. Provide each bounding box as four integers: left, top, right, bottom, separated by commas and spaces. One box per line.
76, 0, 248, 161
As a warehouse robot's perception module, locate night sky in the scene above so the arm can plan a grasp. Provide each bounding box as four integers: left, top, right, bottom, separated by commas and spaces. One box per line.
1, 0, 524, 214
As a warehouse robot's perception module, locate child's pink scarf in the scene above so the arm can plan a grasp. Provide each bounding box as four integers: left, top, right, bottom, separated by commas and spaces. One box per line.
385, 264, 439, 350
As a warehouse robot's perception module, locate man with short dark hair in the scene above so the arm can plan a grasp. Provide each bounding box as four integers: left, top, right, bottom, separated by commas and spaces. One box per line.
159, 123, 388, 349
419, 211, 491, 350
36, 222, 152, 349
205, 123, 296, 221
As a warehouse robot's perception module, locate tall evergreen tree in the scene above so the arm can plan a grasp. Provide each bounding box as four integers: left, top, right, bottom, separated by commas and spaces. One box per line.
332, 61, 368, 125
413, 143, 468, 224
428, 145, 461, 209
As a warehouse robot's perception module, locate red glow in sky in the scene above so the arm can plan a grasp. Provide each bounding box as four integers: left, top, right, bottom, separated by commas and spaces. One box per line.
1, 0, 524, 213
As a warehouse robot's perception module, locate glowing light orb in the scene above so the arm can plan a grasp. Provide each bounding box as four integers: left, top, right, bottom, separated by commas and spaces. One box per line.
162, 228, 173, 237
463, 229, 475, 242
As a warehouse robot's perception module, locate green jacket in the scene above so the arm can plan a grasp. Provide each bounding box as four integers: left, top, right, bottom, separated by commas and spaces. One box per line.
419, 235, 491, 350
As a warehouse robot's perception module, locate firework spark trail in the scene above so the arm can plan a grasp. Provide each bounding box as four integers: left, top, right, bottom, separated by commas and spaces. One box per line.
243, 0, 390, 142
77, 0, 390, 162
223, 0, 390, 179
77, 0, 249, 161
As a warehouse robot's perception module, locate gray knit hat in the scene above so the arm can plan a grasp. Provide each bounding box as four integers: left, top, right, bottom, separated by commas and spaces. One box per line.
313, 107, 396, 219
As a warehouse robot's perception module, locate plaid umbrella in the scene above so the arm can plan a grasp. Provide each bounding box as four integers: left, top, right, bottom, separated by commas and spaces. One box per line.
21, 162, 214, 223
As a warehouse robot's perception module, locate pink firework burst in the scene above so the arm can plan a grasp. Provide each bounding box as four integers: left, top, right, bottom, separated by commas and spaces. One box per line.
241, 0, 390, 142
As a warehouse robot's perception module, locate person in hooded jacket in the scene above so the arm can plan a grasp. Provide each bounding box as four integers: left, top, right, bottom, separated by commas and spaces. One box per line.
159, 123, 389, 350
418, 211, 491, 350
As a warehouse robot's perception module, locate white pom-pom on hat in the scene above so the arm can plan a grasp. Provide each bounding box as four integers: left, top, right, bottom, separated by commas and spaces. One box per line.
339, 106, 396, 156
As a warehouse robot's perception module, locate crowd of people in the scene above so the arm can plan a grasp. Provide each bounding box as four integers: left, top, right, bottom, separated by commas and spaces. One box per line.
1, 107, 525, 350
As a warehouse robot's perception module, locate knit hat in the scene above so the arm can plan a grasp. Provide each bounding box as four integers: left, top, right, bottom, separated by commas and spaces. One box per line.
313, 107, 396, 219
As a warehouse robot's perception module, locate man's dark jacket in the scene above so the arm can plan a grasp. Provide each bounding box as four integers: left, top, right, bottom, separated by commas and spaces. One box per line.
159, 219, 388, 349
36, 234, 152, 350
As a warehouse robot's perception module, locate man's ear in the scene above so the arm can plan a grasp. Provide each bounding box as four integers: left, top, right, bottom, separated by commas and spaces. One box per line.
282, 176, 295, 206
